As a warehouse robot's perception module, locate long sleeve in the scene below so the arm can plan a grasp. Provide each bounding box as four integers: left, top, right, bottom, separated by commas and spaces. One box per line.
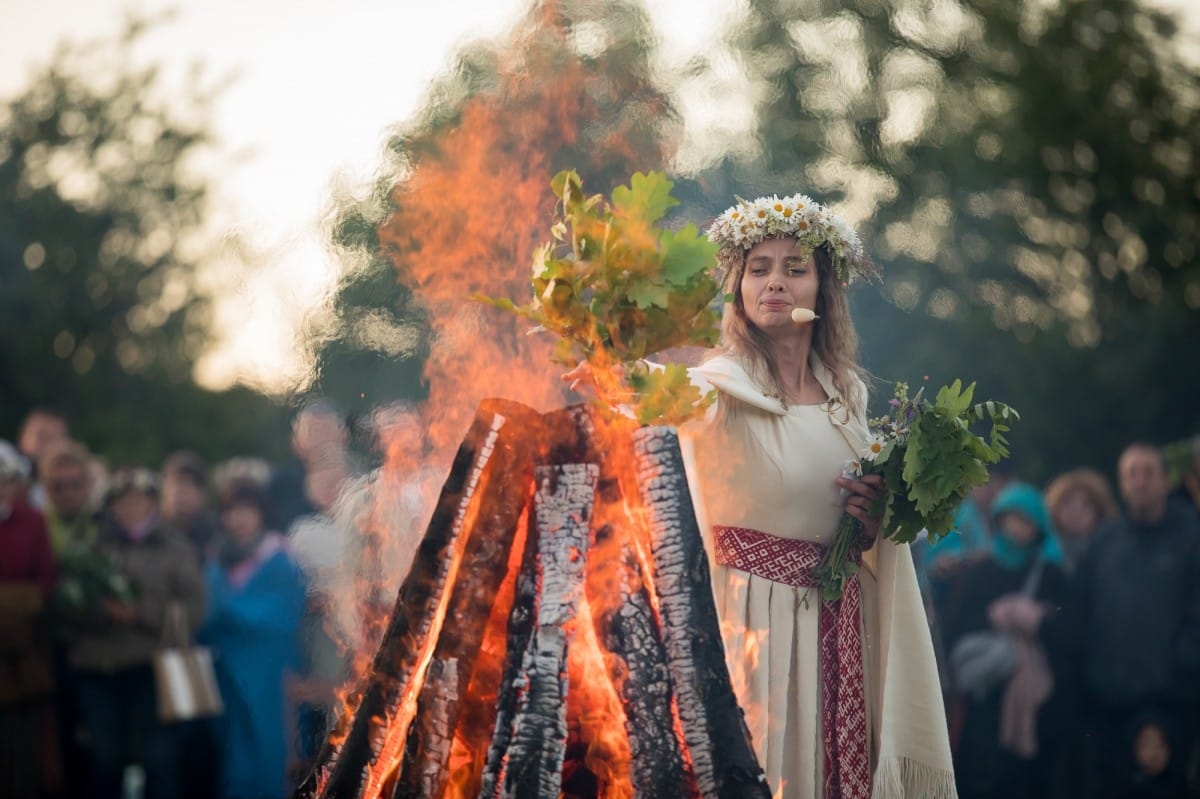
131, 534, 206, 638
202, 557, 307, 639
1173, 512, 1200, 700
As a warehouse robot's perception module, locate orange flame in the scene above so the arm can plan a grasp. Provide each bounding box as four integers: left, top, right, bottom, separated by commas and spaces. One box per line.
319, 1, 688, 794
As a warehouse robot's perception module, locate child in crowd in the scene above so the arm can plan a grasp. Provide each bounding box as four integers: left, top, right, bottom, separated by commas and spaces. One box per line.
1120, 711, 1189, 799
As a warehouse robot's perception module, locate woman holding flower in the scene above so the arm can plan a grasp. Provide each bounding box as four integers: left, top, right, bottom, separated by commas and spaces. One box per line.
561, 184, 957, 798
671, 194, 954, 799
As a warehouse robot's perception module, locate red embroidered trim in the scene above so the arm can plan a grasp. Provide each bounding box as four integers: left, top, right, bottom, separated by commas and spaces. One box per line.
713, 525, 870, 799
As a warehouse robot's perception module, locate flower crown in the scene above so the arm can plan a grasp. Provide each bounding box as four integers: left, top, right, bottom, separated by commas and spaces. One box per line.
706, 193, 879, 284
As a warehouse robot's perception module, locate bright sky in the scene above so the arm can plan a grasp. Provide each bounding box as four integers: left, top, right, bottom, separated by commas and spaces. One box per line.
2, 0, 1196, 395
0, 0, 742, 394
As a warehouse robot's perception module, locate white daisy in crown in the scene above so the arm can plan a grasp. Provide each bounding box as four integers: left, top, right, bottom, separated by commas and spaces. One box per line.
707, 192, 879, 284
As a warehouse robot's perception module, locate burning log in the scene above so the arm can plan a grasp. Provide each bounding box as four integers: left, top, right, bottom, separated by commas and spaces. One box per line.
476, 503, 540, 799
295, 404, 768, 799
298, 399, 542, 799
631, 426, 771, 799
483, 464, 598, 799
585, 520, 693, 799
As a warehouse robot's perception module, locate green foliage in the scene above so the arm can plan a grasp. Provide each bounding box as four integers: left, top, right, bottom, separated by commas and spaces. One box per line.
626, 362, 715, 427
1164, 434, 1200, 486
481, 170, 720, 426
815, 379, 1018, 600
883, 380, 1018, 543
52, 540, 136, 615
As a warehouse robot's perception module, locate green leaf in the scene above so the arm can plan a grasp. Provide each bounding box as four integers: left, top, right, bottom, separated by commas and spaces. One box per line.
611, 171, 679, 225
551, 169, 581, 205
628, 280, 671, 309
477, 169, 721, 426
660, 223, 720, 284
933, 379, 975, 418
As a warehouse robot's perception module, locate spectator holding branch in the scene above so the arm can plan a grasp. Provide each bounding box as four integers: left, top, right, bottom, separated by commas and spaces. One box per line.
67, 467, 205, 799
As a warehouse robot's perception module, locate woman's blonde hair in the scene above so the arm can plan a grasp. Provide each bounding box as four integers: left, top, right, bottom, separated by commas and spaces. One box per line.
715, 240, 866, 415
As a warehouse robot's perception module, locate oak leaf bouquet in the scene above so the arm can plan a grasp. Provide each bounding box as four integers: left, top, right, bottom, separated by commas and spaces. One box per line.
479, 169, 723, 426
52, 538, 137, 614
814, 380, 1019, 601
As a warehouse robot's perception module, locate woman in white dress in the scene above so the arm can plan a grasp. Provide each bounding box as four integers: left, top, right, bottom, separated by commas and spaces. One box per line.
688, 195, 955, 799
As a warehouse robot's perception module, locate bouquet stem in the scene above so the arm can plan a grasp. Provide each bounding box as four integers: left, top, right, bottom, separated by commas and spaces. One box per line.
813, 513, 864, 603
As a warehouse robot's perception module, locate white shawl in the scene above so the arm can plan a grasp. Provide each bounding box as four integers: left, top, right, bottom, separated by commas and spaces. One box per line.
683, 353, 957, 799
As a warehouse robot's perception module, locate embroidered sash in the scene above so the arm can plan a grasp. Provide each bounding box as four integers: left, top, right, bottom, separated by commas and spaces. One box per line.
713, 525, 870, 799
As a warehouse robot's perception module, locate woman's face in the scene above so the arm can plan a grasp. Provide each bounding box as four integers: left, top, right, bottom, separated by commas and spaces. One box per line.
109, 490, 157, 531
997, 511, 1038, 547
739, 237, 820, 336
1055, 488, 1100, 540
221, 503, 264, 545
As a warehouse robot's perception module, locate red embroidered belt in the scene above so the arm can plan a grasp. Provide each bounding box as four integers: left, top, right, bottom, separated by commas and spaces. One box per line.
713, 525, 870, 799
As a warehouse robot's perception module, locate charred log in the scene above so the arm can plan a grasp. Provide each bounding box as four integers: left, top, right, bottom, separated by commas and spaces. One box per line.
490, 464, 598, 799
391, 431, 541, 798
476, 506, 542, 799
297, 399, 541, 799
631, 426, 771, 799
586, 522, 693, 799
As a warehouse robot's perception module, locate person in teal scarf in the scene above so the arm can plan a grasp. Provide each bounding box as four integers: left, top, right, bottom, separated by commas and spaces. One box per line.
940, 482, 1070, 799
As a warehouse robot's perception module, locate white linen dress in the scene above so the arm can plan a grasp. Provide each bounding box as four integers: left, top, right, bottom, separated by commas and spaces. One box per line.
681, 352, 956, 799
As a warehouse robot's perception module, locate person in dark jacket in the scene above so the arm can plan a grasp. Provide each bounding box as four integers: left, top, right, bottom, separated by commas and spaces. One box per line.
1067, 442, 1200, 799
161, 451, 219, 564
942, 482, 1070, 799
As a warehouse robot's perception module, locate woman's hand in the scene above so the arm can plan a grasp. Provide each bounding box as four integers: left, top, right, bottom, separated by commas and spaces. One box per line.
561, 360, 627, 397
987, 594, 1046, 636
102, 599, 138, 624
561, 361, 595, 395
835, 473, 885, 549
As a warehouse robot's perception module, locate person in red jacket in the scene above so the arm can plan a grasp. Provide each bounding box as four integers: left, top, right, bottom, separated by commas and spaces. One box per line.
0, 438, 58, 797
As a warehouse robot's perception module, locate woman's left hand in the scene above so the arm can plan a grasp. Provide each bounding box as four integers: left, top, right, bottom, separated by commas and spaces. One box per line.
835, 473, 885, 548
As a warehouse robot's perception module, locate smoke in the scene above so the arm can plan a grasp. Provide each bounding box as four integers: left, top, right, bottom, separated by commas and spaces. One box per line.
309, 0, 682, 679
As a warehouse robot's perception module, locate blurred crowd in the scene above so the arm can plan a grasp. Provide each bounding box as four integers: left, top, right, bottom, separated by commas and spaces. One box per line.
0, 401, 434, 799
2, 400, 1200, 799
916, 441, 1200, 799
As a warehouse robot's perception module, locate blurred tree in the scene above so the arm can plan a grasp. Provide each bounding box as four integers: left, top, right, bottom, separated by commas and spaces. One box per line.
0, 18, 292, 465
311, 0, 679, 428
703, 0, 1200, 480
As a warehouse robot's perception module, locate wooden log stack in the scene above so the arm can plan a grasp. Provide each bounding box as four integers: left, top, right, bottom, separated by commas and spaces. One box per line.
294, 401, 769, 799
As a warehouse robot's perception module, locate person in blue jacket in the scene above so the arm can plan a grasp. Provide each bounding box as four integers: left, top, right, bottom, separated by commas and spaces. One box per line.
199, 479, 308, 799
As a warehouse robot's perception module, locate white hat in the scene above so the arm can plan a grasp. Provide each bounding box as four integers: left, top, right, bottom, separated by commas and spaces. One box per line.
0, 439, 30, 480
